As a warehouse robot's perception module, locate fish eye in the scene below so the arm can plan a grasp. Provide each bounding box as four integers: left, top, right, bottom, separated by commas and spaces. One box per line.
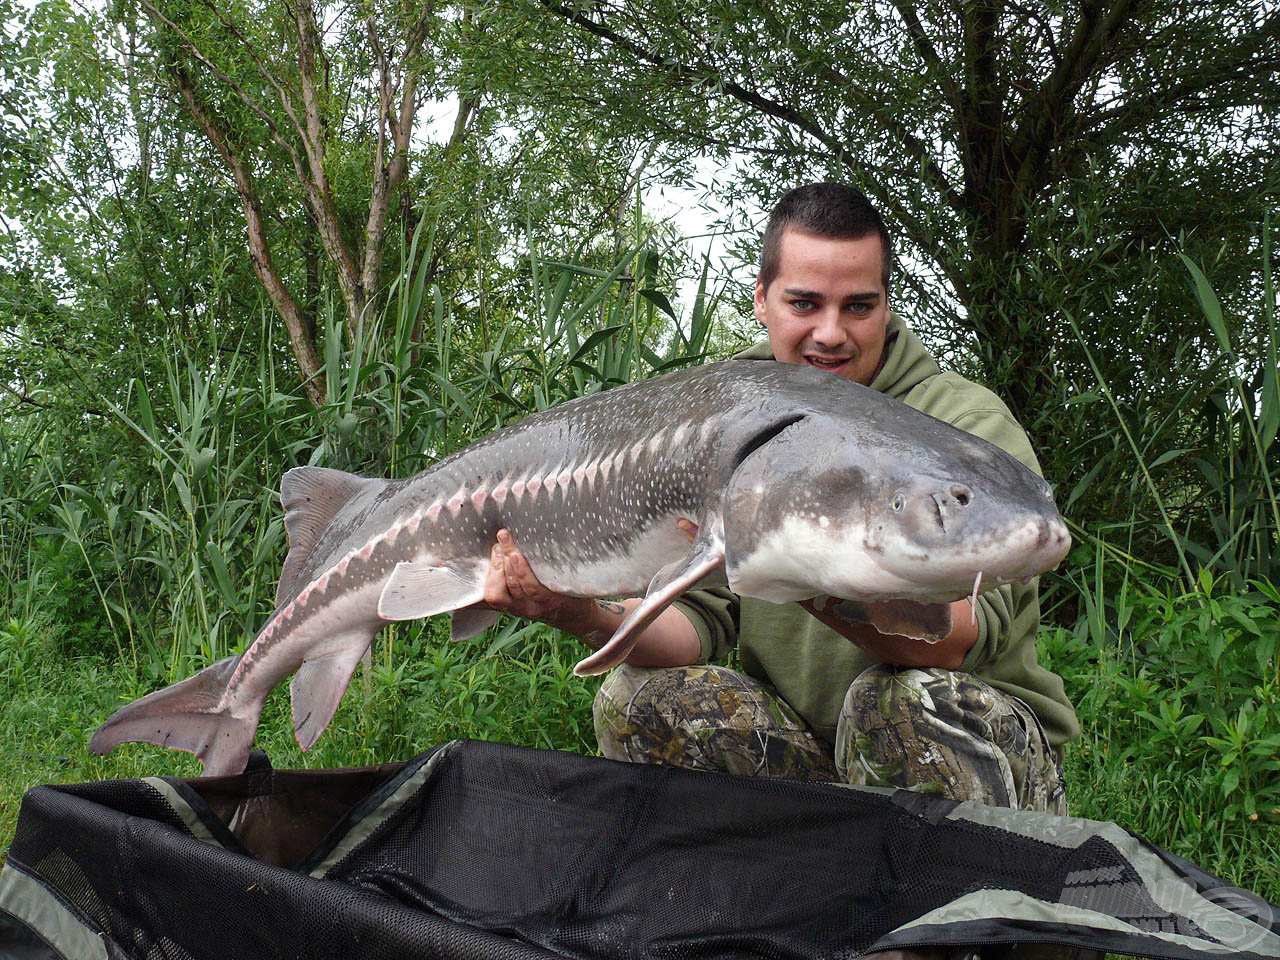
891, 494, 905, 513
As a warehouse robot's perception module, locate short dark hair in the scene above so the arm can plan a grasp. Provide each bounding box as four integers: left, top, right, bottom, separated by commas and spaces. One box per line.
758, 182, 892, 294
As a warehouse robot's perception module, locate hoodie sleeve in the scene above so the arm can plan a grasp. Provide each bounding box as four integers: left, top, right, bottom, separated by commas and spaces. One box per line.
672, 589, 740, 663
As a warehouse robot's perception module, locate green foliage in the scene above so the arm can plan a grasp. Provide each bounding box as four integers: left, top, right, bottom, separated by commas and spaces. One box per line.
1043, 565, 1280, 899
476, 1, 1280, 430
0, 214, 729, 679
1040, 218, 1280, 606
0, 611, 598, 852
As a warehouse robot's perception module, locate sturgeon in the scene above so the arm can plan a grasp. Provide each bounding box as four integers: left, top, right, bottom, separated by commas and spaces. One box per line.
90, 361, 1070, 776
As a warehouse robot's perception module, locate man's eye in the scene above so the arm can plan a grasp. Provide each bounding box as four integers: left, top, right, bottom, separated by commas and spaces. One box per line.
846, 302, 873, 314
789, 300, 814, 311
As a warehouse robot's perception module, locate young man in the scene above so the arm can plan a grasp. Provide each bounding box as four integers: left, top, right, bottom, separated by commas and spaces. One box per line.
482, 183, 1078, 817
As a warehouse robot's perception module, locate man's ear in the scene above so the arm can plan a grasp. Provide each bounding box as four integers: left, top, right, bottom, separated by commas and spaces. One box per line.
753, 278, 767, 327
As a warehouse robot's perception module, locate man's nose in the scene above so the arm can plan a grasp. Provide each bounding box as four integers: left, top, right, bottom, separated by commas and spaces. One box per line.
810, 307, 848, 347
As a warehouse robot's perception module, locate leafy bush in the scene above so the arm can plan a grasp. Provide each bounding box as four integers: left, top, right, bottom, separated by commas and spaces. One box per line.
1043, 567, 1279, 898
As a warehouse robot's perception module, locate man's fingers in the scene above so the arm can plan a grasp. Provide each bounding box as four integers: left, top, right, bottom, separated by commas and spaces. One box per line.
482, 540, 512, 608
507, 546, 549, 601
676, 517, 699, 543
491, 529, 525, 601
487, 527, 570, 621
499, 527, 549, 604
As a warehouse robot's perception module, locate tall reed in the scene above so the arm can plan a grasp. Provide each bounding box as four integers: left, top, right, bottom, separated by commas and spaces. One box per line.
1061, 218, 1280, 595
5, 224, 727, 683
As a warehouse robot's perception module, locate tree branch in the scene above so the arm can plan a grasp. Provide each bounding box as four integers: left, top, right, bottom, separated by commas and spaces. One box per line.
538, 0, 962, 266
751, 6, 964, 215
1079, 9, 1280, 142
952, 0, 1009, 219
889, 0, 961, 110
291, 0, 364, 336
171, 64, 327, 406
1009, 0, 1142, 201
191, 0, 309, 146
1007, 1, 1062, 66
359, 8, 445, 308
360, 13, 396, 302
0, 381, 53, 411
137, 0, 304, 174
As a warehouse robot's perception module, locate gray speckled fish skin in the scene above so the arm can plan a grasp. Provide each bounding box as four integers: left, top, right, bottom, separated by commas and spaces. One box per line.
89, 360, 1070, 776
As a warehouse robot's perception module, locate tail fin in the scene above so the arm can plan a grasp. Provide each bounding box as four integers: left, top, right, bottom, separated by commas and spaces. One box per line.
89, 655, 259, 777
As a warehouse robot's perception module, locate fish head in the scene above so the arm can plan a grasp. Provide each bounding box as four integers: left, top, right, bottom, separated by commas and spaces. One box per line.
722, 413, 1071, 604
858, 442, 1072, 600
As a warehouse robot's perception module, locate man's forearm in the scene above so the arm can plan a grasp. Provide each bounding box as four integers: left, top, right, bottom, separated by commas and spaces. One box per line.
543, 597, 703, 668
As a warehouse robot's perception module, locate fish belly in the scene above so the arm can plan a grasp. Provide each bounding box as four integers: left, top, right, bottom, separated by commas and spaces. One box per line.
527, 513, 696, 599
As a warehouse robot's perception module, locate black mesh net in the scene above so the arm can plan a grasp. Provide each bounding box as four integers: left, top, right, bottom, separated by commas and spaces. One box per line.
6, 740, 1277, 959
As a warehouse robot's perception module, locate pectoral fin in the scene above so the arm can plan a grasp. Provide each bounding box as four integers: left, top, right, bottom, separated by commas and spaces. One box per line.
816, 597, 952, 643
574, 524, 727, 677
377, 559, 485, 621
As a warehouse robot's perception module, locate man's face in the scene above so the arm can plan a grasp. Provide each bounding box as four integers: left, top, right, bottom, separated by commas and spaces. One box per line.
754, 229, 890, 386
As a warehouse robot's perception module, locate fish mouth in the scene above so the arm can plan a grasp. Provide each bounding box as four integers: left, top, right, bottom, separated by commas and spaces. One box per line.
966, 517, 1072, 586
1017, 516, 1071, 576
871, 515, 1071, 598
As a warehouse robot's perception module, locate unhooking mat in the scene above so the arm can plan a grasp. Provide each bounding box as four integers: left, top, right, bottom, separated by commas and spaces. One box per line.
1, 739, 1276, 959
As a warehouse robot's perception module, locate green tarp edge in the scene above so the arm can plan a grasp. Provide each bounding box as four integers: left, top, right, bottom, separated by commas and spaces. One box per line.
142, 776, 226, 849
0, 862, 107, 960
885, 888, 1278, 957
308, 739, 458, 878
942, 802, 1280, 956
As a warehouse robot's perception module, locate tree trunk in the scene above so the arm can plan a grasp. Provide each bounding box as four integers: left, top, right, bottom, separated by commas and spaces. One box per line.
172, 65, 327, 406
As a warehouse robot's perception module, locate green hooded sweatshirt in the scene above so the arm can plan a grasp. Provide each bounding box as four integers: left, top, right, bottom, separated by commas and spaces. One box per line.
673, 314, 1081, 748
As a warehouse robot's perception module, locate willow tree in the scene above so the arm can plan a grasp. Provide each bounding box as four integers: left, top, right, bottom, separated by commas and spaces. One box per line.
131, 0, 479, 404
487, 1, 1279, 433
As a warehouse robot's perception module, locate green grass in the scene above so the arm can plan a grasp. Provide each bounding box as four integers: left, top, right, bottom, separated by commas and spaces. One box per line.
0, 613, 599, 854
3, 595, 1276, 906
1040, 589, 1280, 902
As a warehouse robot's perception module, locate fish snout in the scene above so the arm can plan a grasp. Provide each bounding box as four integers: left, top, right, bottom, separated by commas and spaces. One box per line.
1045, 516, 1072, 563
897, 482, 975, 538
1009, 515, 1072, 575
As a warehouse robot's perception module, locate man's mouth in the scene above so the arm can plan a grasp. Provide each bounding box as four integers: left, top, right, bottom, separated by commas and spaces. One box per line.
804, 355, 853, 371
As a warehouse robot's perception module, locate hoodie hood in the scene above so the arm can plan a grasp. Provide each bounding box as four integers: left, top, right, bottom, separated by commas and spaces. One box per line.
732, 312, 941, 400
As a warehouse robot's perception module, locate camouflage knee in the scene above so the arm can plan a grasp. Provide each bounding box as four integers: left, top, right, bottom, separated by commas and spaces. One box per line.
835, 665, 1067, 814
593, 663, 838, 782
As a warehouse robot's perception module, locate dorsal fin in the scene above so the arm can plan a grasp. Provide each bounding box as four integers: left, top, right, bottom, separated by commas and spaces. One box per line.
277, 466, 381, 605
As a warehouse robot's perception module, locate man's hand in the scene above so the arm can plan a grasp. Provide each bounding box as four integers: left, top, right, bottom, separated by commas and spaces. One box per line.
478, 525, 702, 668
481, 529, 590, 623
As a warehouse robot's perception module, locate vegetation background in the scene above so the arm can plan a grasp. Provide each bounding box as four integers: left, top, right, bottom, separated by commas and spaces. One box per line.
1, 0, 1277, 909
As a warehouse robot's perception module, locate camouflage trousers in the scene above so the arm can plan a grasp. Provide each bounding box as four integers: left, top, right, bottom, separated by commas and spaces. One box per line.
593, 663, 1067, 814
